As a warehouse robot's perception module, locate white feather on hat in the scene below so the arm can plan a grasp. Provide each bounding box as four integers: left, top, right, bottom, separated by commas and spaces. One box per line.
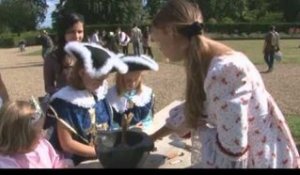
64, 41, 128, 78
120, 54, 159, 72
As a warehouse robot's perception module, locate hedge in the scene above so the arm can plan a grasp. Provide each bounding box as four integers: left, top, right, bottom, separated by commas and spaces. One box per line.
0, 31, 40, 48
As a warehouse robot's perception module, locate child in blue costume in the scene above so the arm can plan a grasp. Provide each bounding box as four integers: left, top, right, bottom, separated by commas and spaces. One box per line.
106, 55, 159, 131
46, 41, 128, 165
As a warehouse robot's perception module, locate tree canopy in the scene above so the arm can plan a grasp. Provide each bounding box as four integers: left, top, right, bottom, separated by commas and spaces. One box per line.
1, 0, 299, 34
53, 0, 299, 26
0, 0, 48, 33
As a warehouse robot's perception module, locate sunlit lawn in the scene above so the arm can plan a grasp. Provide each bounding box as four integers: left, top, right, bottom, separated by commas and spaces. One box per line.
221, 39, 300, 64
150, 39, 300, 64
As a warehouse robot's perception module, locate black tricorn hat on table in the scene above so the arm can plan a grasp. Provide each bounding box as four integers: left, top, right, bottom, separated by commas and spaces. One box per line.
120, 54, 159, 72
64, 41, 128, 78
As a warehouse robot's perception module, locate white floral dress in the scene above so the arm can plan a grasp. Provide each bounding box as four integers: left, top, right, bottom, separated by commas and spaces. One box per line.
166, 51, 300, 168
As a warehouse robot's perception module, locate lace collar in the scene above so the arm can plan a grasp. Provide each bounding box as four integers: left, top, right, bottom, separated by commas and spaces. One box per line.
50, 81, 108, 108
106, 85, 153, 112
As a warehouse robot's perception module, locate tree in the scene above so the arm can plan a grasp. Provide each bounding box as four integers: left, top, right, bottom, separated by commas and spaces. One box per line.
194, 0, 249, 22
280, 0, 300, 22
145, 0, 167, 18
0, 0, 47, 33
55, 0, 145, 25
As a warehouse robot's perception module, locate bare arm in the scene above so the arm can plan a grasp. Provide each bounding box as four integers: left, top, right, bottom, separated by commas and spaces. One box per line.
57, 122, 97, 158
150, 125, 173, 142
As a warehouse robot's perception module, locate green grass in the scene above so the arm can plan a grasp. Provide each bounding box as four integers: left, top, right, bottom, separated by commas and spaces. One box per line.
220, 39, 300, 64
151, 39, 300, 65
287, 115, 300, 144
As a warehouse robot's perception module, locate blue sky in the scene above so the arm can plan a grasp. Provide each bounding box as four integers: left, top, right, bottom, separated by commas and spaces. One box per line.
39, 0, 59, 28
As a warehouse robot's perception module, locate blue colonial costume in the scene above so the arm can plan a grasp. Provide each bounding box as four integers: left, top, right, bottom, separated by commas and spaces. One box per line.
106, 55, 159, 130
44, 42, 128, 165
48, 83, 113, 164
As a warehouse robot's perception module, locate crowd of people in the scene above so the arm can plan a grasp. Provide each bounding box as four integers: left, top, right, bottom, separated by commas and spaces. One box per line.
87, 23, 153, 57
0, 0, 298, 169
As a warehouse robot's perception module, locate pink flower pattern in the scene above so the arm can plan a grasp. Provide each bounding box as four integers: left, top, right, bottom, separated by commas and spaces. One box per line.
166, 52, 300, 168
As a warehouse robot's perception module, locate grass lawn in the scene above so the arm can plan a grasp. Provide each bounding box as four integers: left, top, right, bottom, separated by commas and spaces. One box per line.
287, 115, 300, 143
151, 39, 300, 64
221, 39, 300, 64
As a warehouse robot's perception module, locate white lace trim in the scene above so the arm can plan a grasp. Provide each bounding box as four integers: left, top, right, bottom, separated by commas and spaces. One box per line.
64, 41, 128, 78
50, 81, 108, 108
121, 55, 159, 71
106, 85, 153, 113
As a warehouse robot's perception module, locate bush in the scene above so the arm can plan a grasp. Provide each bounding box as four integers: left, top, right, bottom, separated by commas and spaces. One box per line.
0, 31, 39, 48
20, 31, 40, 46
207, 18, 217, 24
0, 35, 15, 48
222, 17, 235, 24
205, 23, 300, 34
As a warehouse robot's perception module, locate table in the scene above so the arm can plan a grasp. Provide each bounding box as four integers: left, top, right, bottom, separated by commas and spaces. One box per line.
76, 100, 192, 168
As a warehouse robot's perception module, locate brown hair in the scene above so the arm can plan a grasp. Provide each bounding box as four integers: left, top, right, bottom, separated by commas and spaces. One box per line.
68, 57, 85, 90
115, 73, 143, 96
152, 0, 211, 128
0, 101, 41, 155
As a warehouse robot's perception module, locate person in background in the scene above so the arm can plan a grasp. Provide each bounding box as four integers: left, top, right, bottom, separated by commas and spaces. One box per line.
45, 41, 128, 165
116, 27, 131, 55
0, 100, 73, 168
142, 26, 154, 58
39, 30, 54, 60
150, 0, 299, 168
43, 12, 85, 96
105, 31, 119, 53
107, 54, 159, 131
90, 29, 101, 45
263, 25, 280, 73
131, 23, 143, 56
18, 40, 26, 52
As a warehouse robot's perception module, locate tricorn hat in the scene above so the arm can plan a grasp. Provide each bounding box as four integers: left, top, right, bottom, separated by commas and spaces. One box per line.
120, 55, 159, 72
64, 42, 128, 78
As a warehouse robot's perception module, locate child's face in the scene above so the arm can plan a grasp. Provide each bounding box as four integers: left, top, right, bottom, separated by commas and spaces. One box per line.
123, 71, 142, 91
65, 21, 84, 42
80, 70, 108, 93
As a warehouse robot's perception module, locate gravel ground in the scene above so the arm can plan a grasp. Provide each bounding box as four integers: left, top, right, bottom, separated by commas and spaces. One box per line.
0, 46, 299, 116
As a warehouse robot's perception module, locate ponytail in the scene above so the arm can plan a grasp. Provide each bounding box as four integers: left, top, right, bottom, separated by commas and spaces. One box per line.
184, 35, 209, 128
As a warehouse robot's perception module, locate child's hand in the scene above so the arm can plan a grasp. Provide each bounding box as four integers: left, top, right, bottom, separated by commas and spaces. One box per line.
135, 122, 143, 128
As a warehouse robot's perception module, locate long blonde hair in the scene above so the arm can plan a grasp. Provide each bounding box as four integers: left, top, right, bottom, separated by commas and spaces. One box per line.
0, 101, 40, 155
152, 0, 211, 128
115, 73, 143, 96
